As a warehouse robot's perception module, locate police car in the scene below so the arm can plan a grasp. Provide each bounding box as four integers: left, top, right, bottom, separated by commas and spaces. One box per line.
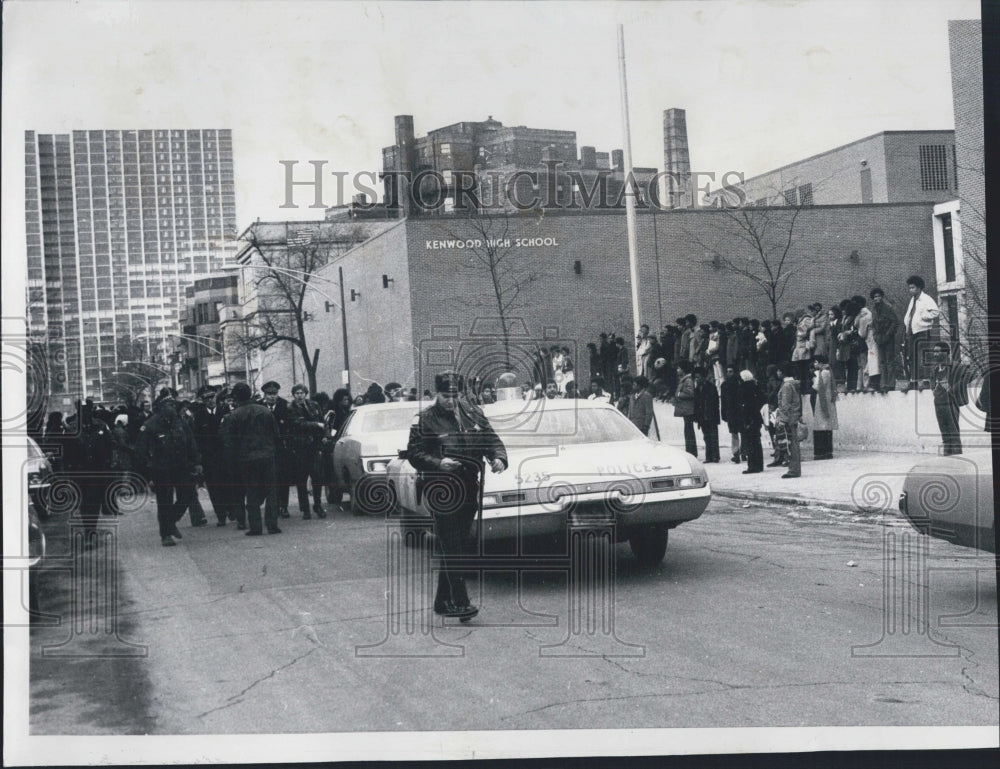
332, 401, 422, 514
384, 395, 711, 565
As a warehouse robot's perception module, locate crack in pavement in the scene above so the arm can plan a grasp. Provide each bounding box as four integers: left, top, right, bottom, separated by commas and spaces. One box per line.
932, 628, 1000, 702
194, 645, 321, 719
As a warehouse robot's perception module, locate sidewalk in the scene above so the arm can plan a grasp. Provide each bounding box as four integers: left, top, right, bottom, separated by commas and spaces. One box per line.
696, 447, 994, 513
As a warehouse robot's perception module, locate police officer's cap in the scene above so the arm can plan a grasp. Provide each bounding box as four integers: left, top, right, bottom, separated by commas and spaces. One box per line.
434, 371, 464, 393
153, 387, 176, 407
197, 385, 216, 398
261, 381, 281, 393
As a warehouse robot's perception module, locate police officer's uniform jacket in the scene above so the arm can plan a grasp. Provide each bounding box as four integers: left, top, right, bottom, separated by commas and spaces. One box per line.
135, 411, 201, 483
406, 398, 507, 512
191, 401, 224, 469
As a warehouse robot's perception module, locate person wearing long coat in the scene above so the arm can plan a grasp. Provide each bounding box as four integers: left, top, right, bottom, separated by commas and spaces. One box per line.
692, 367, 720, 463
791, 308, 815, 395
737, 370, 766, 473
673, 361, 698, 457
837, 301, 860, 393
811, 355, 838, 459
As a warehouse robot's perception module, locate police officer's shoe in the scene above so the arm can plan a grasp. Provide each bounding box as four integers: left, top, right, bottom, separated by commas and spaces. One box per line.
302, 509, 312, 520
267, 526, 282, 534
170, 525, 183, 539
236, 521, 247, 530
216, 520, 228, 527
245, 530, 263, 536
279, 507, 290, 519
313, 505, 327, 518
434, 601, 479, 620
192, 518, 208, 527
161, 536, 176, 547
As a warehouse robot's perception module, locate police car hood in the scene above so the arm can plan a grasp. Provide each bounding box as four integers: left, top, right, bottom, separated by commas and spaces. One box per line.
487, 438, 699, 492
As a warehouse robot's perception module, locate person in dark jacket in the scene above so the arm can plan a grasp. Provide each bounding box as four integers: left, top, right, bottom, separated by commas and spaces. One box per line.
190, 386, 231, 526
324, 388, 353, 505
738, 370, 766, 474
673, 360, 697, 457
406, 372, 508, 621
780, 312, 797, 368
626, 375, 655, 435
221, 382, 282, 535
64, 401, 114, 543
930, 341, 971, 456
692, 367, 720, 462
135, 389, 202, 547
261, 381, 293, 519
870, 287, 901, 392
288, 383, 327, 519
719, 364, 743, 463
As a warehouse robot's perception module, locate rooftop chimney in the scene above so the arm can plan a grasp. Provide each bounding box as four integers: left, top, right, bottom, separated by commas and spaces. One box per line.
662, 108, 692, 208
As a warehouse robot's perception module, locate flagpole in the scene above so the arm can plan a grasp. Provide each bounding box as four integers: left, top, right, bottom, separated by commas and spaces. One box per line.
617, 24, 643, 347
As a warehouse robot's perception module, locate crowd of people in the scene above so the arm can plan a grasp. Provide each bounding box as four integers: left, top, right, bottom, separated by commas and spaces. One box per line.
38, 380, 386, 548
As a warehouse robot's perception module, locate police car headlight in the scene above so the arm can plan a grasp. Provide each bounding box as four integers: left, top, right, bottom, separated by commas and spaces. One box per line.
481, 495, 499, 508
365, 459, 390, 473
677, 475, 706, 488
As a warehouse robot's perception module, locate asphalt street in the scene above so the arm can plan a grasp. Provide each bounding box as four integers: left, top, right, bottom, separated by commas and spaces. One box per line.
29, 491, 999, 734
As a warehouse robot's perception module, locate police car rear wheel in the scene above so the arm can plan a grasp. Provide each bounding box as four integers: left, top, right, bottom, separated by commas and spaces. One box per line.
629, 526, 668, 566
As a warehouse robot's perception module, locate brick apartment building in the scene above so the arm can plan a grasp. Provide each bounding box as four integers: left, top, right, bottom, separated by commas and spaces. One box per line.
381, 115, 657, 216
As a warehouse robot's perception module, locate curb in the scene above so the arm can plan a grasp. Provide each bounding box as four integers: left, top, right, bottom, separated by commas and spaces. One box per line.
712, 488, 863, 514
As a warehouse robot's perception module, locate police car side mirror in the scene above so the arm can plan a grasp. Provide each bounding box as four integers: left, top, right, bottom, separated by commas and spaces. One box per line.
398, 449, 409, 459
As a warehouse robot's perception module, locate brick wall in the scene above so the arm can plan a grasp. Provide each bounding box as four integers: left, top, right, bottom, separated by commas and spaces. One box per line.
398, 205, 936, 392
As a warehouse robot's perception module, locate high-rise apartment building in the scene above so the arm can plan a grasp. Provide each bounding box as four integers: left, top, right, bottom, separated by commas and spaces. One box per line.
25, 129, 237, 407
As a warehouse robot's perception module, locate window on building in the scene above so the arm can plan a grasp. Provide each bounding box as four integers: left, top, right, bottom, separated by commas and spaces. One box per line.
919, 144, 949, 191
782, 188, 797, 206
440, 143, 451, 155
940, 213, 956, 282
797, 183, 813, 206
753, 197, 768, 207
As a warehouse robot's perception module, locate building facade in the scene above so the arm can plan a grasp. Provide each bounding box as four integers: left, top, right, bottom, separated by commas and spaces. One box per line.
300, 205, 937, 397
707, 130, 958, 208
24, 129, 237, 408
176, 275, 241, 392
930, 20, 985, 366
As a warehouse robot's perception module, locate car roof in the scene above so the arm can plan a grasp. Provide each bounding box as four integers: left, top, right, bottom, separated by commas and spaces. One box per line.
350, 401, 423, 413
482, 398, 618, 417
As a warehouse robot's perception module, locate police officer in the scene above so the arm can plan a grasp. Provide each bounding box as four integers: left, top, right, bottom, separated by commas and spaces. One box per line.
65, 400, 114, 546
288, 383, 327, 519
191, 385, 231, 526
220, 382, 282, 535
406, 371, 508, 620
135, 388, 202, 547
261, 381, 293, 519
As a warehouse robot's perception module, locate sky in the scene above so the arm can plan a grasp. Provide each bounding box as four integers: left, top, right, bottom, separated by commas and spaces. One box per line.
1, 0, 981, 230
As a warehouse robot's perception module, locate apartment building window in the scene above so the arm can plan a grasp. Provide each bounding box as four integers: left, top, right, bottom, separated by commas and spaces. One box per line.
797, 183, 813, 206
940, 212, 956, 282
919, 144, 949, 191
440, 143, 451, 155
782, 188, 797, 206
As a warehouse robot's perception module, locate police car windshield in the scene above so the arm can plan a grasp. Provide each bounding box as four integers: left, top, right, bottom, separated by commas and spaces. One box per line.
490, 406, 643, 447
359, 407, 420, 433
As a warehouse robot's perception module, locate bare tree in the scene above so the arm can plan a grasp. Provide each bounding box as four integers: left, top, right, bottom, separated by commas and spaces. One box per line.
240, 226, 342, 393
685, 203, 804, 321
435, 208, 538, 367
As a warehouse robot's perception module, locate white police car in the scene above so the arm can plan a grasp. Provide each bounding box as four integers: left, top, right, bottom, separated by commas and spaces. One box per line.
384, 396, 711, 565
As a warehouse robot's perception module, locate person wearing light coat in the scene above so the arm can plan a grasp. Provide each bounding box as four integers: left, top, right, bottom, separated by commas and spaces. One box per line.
811, 355, 838, 460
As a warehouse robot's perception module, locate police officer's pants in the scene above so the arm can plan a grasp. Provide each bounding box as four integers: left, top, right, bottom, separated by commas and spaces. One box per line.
153, 470, 195, 538
78, 474, 110, 534
203, 461, 230, 523
433, 504, 477, 609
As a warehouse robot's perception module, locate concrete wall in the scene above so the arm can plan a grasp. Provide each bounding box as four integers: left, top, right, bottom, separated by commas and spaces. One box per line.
651, 384, 989, 455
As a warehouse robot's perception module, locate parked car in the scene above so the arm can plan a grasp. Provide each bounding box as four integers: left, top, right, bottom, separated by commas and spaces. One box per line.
27, 497, 47, 616
385, 398, 712, 565
898, 455, 995, 553
26, 436, 54, 520
333, 401, 422, 514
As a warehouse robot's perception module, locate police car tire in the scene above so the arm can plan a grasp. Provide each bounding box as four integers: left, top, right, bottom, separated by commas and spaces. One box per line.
629, 526, 669, 566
